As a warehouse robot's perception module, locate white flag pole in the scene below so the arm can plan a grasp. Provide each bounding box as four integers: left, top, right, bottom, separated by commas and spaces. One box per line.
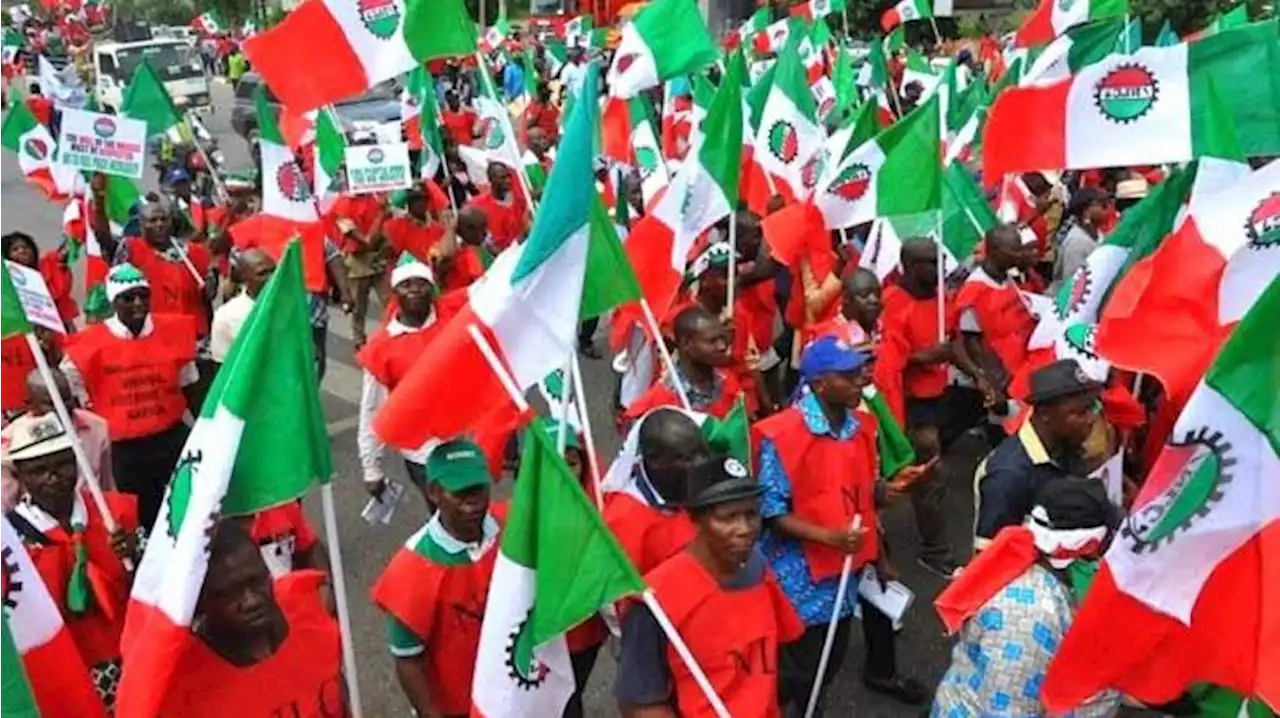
803, 515, 862, 718
320, 483, 364, 718
569, 353, 606, 511
638, 297, 693, 410
642, 589, 732, 718
935, 210, 946, 344
556, 354, 573, 455
726, 212, 738, 317
24, 334, 122, 540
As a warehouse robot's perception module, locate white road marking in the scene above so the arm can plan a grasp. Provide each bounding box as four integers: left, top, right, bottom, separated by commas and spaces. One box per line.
325, 414, 360, 437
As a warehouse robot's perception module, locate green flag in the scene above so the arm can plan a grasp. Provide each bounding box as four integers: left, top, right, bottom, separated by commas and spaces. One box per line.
121, 59, 184, 139
1154, 19, 1179, 46
1, 613, 39, 718
579, 186, 643, 320
214, 241, 334, 515
863, 387, 916, 478
1, 261, 31, 340
702, 396, 752, 470
884, 24, 905, 53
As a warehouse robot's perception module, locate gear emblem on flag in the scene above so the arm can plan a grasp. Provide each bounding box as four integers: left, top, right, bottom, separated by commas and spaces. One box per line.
1244, 191, 1279, 249
1, 546, 22, 611
1054, 266, 1093, 320
767, 121, 800, 164
357, 0, 401, 40
506, 610, 551, 690
1057, 0, 1076, 11
636, 146, 659, 177
276, 161, 311, 203
22, 137, 48, 161
479, 118, 505, 151
818, 97, 836, 121
801, 151, 826, 190
1120, 428, 1235, 553
828, 162, 872, 202
1094, 64, 1159, 124
614, 53, 638, 75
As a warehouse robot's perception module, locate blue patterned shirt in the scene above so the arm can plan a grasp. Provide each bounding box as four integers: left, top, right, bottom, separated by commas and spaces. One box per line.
931, 564, 1120, 718
758, 392, 862, 626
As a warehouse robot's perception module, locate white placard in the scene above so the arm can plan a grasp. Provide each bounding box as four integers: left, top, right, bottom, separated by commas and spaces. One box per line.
5, 260, 64, 334
55, 108, 147, 179
343, 142, 412, 195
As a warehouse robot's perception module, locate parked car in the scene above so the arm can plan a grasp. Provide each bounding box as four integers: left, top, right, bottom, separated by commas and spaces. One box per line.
230, 72, 404, 152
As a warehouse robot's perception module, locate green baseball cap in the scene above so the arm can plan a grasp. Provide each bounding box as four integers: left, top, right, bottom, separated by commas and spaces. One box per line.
425, 439, 492, 492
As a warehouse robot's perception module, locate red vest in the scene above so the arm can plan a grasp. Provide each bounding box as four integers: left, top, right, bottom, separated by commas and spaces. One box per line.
382, 216, 445, 266
753, 406, 880, 579
645, 552, 804, 718
370, 507, 505, 716
124, 239, 212, 335
622, 371, 743, 427
66, 316, 195, 440
602, 492, 696, 576
1, 334, 38, 411
157, 571, 345, 718
954, 272, 1036, 383
470, 192, 526, 252
25, 492, 137, 668
881, 283, 951, 401
354, 319, 447, 390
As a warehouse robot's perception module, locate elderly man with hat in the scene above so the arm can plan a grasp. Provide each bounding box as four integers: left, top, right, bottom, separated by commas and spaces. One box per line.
63, 263, 198, 530
357, 253, 459, 503
3, 412, 140, 713
755, 333, 929, 713
372, 438, 504, 718
973, 359, 1106, 552
615, 454, 804, 717
934, 479, 1121, 718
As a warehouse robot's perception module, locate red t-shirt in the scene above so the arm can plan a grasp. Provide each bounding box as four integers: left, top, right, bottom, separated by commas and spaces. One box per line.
326, 194, 385, 254
442, 245, 486, 292
382, 215, 445, 265
524, 101, 560, 143
441, 108, 478, 146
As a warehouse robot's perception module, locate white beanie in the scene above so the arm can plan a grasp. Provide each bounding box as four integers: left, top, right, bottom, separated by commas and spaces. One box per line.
390, 252, 435, 288
106, 263, 149, 302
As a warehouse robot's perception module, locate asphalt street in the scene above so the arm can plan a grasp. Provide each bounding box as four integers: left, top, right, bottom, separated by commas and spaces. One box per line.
2, 80, 990, 717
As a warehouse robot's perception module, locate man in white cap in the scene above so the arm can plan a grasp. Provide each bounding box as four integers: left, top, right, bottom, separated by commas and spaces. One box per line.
4, 412, 139, 713
357, 253, 458, 503
63, 262, 199, 529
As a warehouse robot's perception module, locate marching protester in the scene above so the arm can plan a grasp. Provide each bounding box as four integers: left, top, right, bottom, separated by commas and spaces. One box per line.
623, 306, 745, 423
615, 454, 805, 716
62, 264, 199, 529
4, 412, 138, 713
209, 248, 275, 364
357, 254, 454, 499
372, 438, 502, 718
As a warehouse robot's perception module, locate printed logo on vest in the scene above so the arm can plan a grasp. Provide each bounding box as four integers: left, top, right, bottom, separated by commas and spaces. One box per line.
1094, 64, 1159, 124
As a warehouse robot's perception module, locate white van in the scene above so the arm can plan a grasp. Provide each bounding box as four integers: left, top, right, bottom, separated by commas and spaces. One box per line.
93, 39, 211, 113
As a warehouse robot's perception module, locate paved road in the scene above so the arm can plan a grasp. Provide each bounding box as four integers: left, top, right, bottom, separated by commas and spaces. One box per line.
2, 80, 991, 717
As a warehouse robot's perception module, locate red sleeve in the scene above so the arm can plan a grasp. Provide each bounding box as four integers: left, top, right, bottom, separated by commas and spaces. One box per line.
289, 502, 319, 552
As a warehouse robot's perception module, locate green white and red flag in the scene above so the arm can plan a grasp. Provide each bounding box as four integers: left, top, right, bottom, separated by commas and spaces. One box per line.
117, 242, 332, 717
227, 87, 329, 291
753, 17, 796, 55
983, 23, 1280, 184
1096, 156, 1277, 407
0, 501, 107, 717
614, 56, 743, 328
606, 0, 717, 99
242, 0, 475, 112
881, 0, 932, 32
1, 99, 82, 201
374, 67, 641, 451
470, 423, 645, 716
736, 8, 768, 48
1043, 276, 1280, 713
401, 65, 444, 179
61, 176, 141, 319
814, 94, 942, 230
191, 9, 224, 35
1013, 0, 1127, 48
753, 43, 824, 202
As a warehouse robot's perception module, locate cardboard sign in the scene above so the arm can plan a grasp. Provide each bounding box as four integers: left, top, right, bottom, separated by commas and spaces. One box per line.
5, 260, 64, 334
56, 108, 147, 179
343, 143, 411, 195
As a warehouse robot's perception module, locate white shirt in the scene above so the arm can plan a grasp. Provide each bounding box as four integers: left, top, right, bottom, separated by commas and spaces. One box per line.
357, 314, 438, 485
210, 292, 256, 362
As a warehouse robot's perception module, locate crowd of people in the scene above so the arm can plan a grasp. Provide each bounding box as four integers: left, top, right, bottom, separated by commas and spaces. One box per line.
1, 0, 1275, 716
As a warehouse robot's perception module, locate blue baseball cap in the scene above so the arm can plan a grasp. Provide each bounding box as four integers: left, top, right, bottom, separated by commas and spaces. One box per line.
165, 167, 191, 184
799, 335, 870, 381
